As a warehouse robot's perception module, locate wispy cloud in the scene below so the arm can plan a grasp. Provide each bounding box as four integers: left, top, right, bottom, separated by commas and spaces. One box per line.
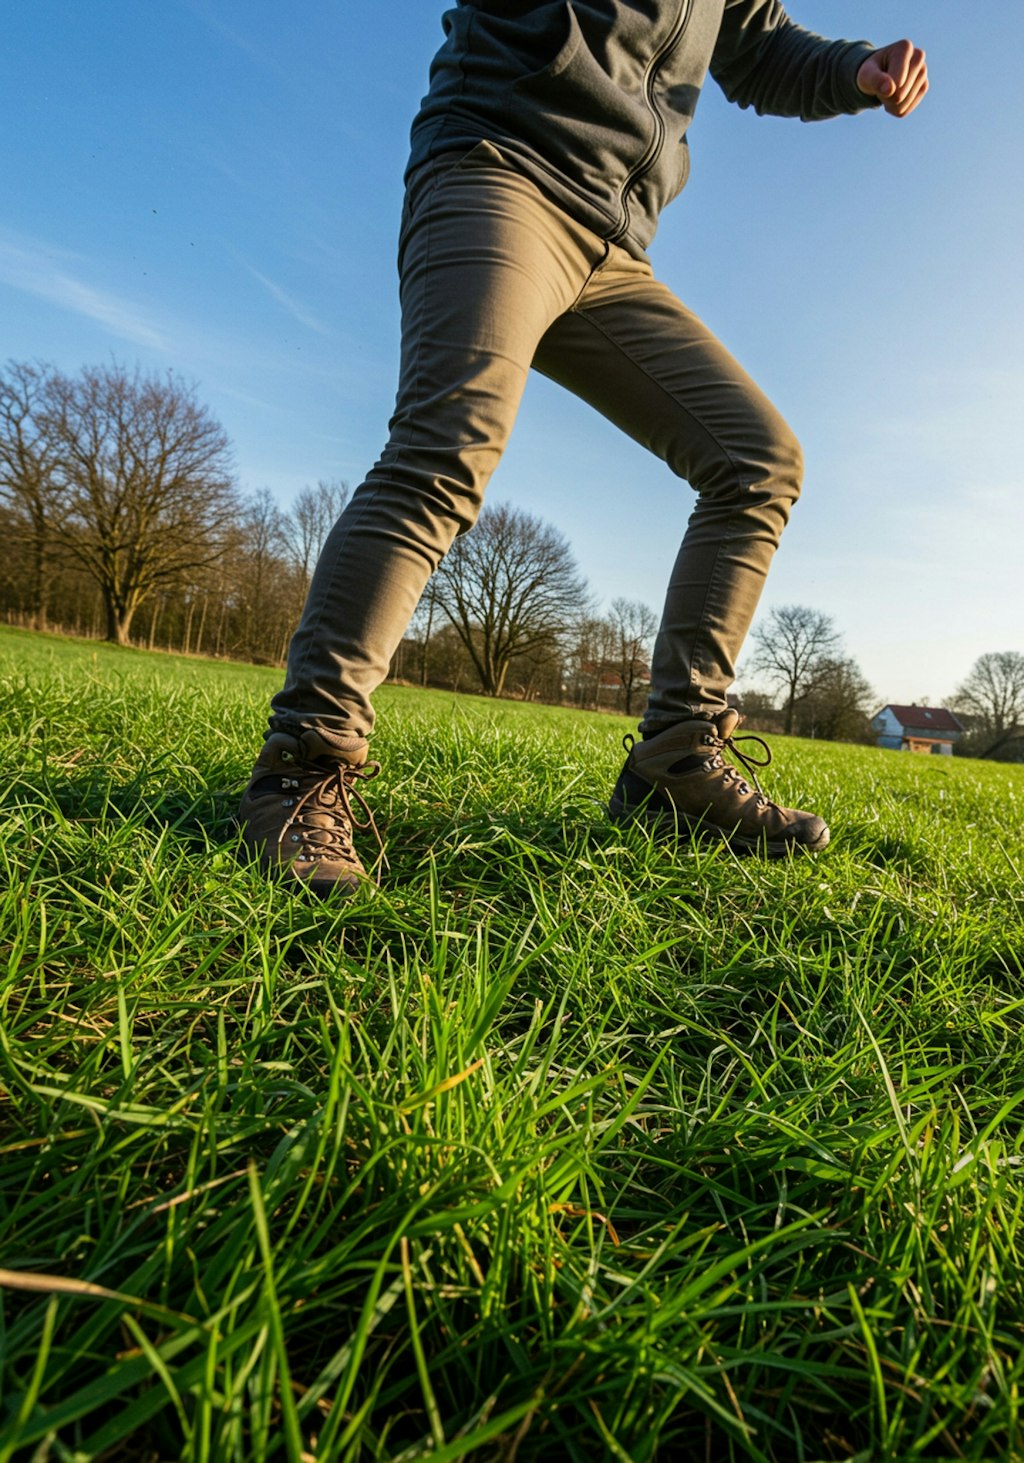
215, 382, 283, 416
0, 226, 352, 387
0, 230, 169, 352
181, 0, 291, 82
242, 262, 333, 338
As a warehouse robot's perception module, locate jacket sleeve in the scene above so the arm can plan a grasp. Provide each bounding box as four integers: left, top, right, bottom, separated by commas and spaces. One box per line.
710, 0, 881, 119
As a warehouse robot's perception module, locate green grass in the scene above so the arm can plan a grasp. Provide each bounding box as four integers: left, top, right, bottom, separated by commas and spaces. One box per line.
1, 622, 1023, 1462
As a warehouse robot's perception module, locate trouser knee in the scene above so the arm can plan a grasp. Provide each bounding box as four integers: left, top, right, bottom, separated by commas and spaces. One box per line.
685, 412, 803, 526
355, 453, 490, 576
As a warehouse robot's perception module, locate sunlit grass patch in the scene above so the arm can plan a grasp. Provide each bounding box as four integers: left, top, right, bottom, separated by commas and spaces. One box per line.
1, 626, 1023, 1460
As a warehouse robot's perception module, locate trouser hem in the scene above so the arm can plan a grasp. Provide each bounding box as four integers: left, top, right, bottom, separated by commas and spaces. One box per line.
266, 716, 369, 756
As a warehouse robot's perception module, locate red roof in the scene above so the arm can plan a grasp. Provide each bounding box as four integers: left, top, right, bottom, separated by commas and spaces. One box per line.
881, 705, 964, 734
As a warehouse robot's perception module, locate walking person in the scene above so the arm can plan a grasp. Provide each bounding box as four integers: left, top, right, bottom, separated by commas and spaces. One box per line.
239, 2, 928, 894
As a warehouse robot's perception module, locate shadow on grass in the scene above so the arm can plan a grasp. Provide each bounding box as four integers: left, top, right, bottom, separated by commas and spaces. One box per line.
3, 756, 242, 843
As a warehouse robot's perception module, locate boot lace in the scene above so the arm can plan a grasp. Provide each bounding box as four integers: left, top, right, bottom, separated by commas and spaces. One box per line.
706, 727, 774, 806
623, 724, 776, 806
278, 761, 383, 869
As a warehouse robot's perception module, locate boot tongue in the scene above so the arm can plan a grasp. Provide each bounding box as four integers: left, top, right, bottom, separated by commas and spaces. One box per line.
714, 708, 741, 741
298, 727, 367, 766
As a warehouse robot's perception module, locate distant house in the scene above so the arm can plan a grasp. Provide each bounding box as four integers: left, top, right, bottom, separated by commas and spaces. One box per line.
872, 704, 965, 755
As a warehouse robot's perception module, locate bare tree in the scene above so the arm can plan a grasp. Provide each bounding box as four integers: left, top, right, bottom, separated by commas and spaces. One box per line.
41, 363, 238, 644
431, 501, 589, 697
0, 361, 63, 629
281, 478, 349, 591
608, 597, 657, 716
747, 604, 842, 734
564, 614, 616, 709
232, 489, 294, 661
952, 651, 1024, 756
794, 655, 875, 742
405, 576, 447, 687
734, 688, 782, 732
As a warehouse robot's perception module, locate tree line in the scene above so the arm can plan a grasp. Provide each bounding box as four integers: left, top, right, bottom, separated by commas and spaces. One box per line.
0, 359, 656, 713
0, 360, 348, 663
2, 358, 1019, 755
736, 605, 1024, 760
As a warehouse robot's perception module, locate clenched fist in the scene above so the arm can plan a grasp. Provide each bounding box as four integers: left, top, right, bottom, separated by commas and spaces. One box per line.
857, 39, 928, 117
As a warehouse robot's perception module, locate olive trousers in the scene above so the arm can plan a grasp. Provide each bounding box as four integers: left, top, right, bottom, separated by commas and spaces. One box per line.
270, 141, 803, 744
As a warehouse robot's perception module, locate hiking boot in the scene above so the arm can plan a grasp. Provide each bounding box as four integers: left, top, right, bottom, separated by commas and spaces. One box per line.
237, 729, 381, 895
608, 709, 829, 857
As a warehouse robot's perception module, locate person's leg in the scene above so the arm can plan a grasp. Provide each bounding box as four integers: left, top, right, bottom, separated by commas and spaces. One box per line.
241, 144, 606, 891
535, 244, 802, 731
270, 143, 605, 746
534, 245, 827, 854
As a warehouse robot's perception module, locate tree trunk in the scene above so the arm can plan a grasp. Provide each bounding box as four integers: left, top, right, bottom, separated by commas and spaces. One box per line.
420, 595, 434, 686
182, 598, 195, 656
30, 537, 49, 632
194, 594, 209, 657
104, 597, 137, 645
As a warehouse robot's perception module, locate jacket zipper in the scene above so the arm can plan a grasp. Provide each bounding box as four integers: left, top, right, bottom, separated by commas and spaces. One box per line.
611, 0, 694, 243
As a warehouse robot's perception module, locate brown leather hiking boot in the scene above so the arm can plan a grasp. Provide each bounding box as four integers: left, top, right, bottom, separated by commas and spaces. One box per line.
237, 729, 381, 895
608, 709, 829, 857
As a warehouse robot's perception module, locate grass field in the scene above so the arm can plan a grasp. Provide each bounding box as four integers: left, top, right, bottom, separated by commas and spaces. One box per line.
1, 623, 1023, 1462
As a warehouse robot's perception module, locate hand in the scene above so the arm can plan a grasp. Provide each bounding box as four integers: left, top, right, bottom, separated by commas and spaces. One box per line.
857, 39, 928, 117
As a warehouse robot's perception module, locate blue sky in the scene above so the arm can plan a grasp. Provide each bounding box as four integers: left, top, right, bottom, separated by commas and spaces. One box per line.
3, 3, 1020, 707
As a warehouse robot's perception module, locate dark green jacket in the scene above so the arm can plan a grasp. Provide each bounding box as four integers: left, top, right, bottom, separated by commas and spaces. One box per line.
408, 0, 878, 255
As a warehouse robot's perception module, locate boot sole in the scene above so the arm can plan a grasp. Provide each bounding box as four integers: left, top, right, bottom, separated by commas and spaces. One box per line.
608, 794, 830, 858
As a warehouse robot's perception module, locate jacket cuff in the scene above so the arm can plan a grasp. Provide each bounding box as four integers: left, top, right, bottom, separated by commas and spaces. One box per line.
837, 41, 882, 113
